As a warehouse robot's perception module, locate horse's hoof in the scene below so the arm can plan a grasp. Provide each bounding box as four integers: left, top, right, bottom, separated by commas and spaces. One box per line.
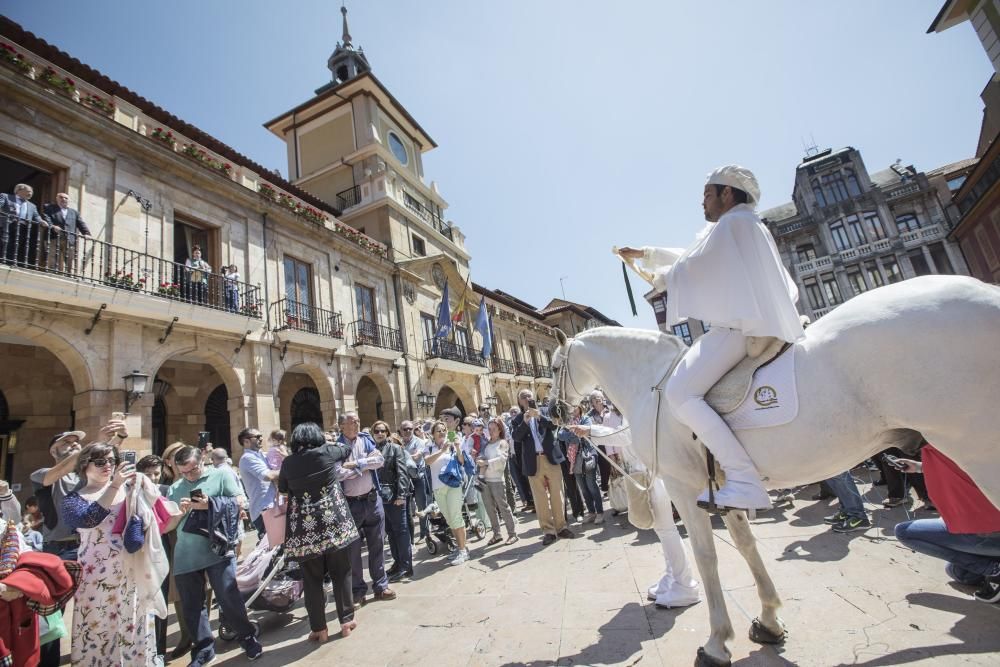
695, 647, 732, 667
749, 617, 786, 645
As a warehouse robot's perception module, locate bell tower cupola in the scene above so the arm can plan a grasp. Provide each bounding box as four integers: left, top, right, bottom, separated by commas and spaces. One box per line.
317, 4, 371, 94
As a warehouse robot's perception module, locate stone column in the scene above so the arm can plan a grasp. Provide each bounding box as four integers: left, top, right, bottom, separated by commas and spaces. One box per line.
921, 244, 939, 274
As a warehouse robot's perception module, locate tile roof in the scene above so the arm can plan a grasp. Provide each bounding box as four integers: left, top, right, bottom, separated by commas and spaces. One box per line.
759, 201, 798, 222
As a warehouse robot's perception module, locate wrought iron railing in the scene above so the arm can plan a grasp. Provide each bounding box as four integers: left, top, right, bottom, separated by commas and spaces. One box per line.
402, 192, 454, 241
270, 299, 343, 338
424, 339, 487, 367
335, 185, 361, 210
490, 357, 516, 375
349, 319, 403, 352
515, 361, 536, 377
0, 213, 263, 317
534, 365, 553, 378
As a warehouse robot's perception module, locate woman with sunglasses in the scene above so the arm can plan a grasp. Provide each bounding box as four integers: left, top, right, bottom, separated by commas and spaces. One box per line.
424, 421, 471, 565
478, 418, 518, 546
62, 439, 161, 666
371, 420, 413, 580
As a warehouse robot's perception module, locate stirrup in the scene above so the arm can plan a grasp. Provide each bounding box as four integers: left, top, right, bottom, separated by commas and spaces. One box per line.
698, 450, 728, 514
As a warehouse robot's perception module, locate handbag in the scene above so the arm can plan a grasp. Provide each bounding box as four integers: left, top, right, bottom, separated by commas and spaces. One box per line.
608, 475, 629, 513
38, 608, 67, 644
438, 453, 464, 488
625, 471, 656, 530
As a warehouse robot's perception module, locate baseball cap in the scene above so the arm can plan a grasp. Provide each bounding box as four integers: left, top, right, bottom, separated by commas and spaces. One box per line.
49, 431, 86, 455
440, 407, 462, 420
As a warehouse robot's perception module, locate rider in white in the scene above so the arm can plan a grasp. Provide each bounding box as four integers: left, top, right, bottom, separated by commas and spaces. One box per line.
618, 165, 804, 512
570, 419, 701, 608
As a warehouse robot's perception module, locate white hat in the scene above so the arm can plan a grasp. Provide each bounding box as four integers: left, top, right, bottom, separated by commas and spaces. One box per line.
706, 165, 760, 206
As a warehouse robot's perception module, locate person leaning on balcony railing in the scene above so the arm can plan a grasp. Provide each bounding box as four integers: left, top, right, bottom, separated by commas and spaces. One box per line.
223, 264, 240, 312
0, 183, 49, 266
184, 245, 212, 304
42, 192, 91, 274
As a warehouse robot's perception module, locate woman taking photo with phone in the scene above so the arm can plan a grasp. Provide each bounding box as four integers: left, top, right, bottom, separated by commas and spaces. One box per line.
424, 420, 471, 565
63, 437, 165, 665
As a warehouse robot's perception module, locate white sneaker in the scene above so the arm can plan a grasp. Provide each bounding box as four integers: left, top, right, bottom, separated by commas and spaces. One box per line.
654, 591, 701, 609
697, 480, 772, 511
450, 549, 469, 566
647, 583, 660, 601
594, 512, 605, 524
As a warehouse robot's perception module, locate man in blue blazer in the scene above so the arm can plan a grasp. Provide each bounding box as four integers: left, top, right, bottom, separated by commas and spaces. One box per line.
511, 389, 575, 545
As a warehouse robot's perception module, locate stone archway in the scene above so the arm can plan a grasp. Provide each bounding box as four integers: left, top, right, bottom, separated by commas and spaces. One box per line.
290, 387, 323, 430
433, 385, 464, 418
356, 376, 383, 428
204, 384, 230, 454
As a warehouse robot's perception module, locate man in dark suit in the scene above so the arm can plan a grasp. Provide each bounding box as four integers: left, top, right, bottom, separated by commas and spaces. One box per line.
0, 183, 48, 266
43, 192, 91, 274
511, 388, 575, 545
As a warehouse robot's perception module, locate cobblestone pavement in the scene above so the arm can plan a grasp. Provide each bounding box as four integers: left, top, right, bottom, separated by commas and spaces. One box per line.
166, 474, 1000, 666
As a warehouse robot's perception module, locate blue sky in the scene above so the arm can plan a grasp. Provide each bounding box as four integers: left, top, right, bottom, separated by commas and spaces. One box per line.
1, 1, 990, 328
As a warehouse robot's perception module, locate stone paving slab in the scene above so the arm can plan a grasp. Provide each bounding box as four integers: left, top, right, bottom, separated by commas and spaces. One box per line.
161, 478, 1000, 666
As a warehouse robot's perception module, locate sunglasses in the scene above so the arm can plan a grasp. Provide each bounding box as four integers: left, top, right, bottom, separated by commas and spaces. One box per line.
373, 429, 388, 434
401, 427, 413, 432
89, 457, 118, 468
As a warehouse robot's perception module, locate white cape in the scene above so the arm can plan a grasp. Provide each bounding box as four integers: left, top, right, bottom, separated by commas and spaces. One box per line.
641, 204, 805, 342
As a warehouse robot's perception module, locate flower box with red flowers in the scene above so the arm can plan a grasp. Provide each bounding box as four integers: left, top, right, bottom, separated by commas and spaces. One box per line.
0, 43, 32, 74
81, 93, 115, 116
258, 183, 278, 201
181, 143, 232, 175
240, 302, 262, 318
157, 282, 181, 298
150, 128, 176, 148
39, 66, 75, 95
104, 270, 146, 292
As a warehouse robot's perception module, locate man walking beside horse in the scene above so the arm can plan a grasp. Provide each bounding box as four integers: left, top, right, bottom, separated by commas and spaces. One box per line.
618, 165, 803, 513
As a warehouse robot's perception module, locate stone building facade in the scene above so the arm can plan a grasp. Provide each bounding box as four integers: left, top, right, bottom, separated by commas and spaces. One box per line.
0, 13, 612, 496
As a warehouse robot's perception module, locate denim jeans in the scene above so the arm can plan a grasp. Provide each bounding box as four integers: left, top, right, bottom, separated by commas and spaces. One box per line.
895, 518, 1000, 577
175, 557, 254, 657
825, 470, 865, 519
576, 465, 604, 514
385, 497, 413, 574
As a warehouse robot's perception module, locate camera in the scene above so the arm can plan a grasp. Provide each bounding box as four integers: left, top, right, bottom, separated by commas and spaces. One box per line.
121, 450, 136, 465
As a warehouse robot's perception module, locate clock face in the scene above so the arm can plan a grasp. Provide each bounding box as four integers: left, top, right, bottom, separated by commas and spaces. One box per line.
432, 263, 446, 289
388, 132, 408, 166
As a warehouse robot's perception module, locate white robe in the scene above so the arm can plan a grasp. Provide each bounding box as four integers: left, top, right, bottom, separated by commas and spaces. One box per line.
641, 203, 805, 343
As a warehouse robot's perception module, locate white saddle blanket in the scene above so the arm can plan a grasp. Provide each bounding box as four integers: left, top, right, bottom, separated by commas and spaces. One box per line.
720, 348, 798, 431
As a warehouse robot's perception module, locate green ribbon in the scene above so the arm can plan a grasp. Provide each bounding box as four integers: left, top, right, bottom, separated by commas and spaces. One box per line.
622, 261, 638, 316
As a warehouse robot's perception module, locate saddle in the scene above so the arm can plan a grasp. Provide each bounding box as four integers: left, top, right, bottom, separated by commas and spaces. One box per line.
705, 336, 790, 415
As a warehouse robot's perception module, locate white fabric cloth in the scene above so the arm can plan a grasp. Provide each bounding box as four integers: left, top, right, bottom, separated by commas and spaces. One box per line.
640, 203, 804, 342
124, 473, 171, 620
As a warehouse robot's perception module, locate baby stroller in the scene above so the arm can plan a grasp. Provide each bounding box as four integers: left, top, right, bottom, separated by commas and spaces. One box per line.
421, 475, 488, 556
218, 534, 303, 641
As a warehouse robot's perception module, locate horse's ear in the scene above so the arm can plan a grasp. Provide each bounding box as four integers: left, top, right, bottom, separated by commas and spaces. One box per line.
555, 328, 568, 346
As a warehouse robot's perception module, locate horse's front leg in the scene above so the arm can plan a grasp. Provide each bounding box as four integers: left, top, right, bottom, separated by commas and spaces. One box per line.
720, 510, 785, 644
669, 485, 734, 667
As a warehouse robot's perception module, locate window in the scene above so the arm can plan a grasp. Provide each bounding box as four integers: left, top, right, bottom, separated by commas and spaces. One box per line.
895, 213, 920, 233
822, 275, 843, 306
387, 131, 408, 166
544, 350, 552, 367
355, 284, 376, 323
866, 263, 884, 288
804, 281, 825, 311
528, 345, 539, 368
796, 244, 817, 263
811, 179, 827, 208
283, 257, 312, 309
671, 322, 692, 345
908, 250, 931, 277
846, 214, 867, 246
651, 295, 666, 323
845, 168, 862, 197
456, 326, 470, 350
412, 235, 426, 257
882, 257, 903, 283
421, 313, 436, 344
946, 175, 966, 192
509, 341, 521, 363
821, 172, 849, 203
847, 271, 867, 296
928, 242, 954, 275
864, 212, 887, 240
830, 223, 851, 252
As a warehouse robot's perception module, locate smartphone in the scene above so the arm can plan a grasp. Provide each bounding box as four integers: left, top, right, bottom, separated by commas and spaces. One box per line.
111, 411, 128, 437
528, 399, 537, 410
882, 453, 906, 470
197, 431, 211, 449
121, 450, 137, 465
190, 489, 205, 501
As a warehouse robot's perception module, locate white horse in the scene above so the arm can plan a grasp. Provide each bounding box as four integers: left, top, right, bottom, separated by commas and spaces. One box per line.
550, 275, 1000, 667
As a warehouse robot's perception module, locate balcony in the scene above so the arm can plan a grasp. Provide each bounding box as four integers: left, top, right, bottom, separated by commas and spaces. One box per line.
901, 224, 942, 249
402, 192, 455, 241
514, 361, 536, 379
335, 185, 361, 211
534, 365, 554, 384
793, 255, 833, 276
348, 320, 402, 361
490, 357, 516, 377
0, 214, 263, 332
424, 339, 490, 375
270, 298, 344, 348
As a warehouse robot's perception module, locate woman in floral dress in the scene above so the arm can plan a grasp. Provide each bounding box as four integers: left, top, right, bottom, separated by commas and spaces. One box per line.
63, 440, 158, 666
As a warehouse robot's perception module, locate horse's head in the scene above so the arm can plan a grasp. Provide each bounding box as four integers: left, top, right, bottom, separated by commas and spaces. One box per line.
550, 328, 596, 424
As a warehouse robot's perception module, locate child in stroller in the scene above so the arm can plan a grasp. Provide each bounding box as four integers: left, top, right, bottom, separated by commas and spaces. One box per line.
418, 480, 487, 556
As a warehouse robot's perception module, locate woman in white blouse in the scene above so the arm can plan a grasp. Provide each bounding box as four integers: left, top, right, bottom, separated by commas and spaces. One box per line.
477, 418, 518, 546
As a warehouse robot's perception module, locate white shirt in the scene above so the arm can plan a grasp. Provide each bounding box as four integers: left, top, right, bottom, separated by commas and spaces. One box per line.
639, 203, 804, 343
529, 418, 543, 454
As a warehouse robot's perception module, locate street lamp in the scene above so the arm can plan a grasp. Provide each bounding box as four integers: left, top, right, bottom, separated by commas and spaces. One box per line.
122, 370, 150, 412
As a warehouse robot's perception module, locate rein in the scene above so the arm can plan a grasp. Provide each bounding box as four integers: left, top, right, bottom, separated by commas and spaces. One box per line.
557, 338, 684, 493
